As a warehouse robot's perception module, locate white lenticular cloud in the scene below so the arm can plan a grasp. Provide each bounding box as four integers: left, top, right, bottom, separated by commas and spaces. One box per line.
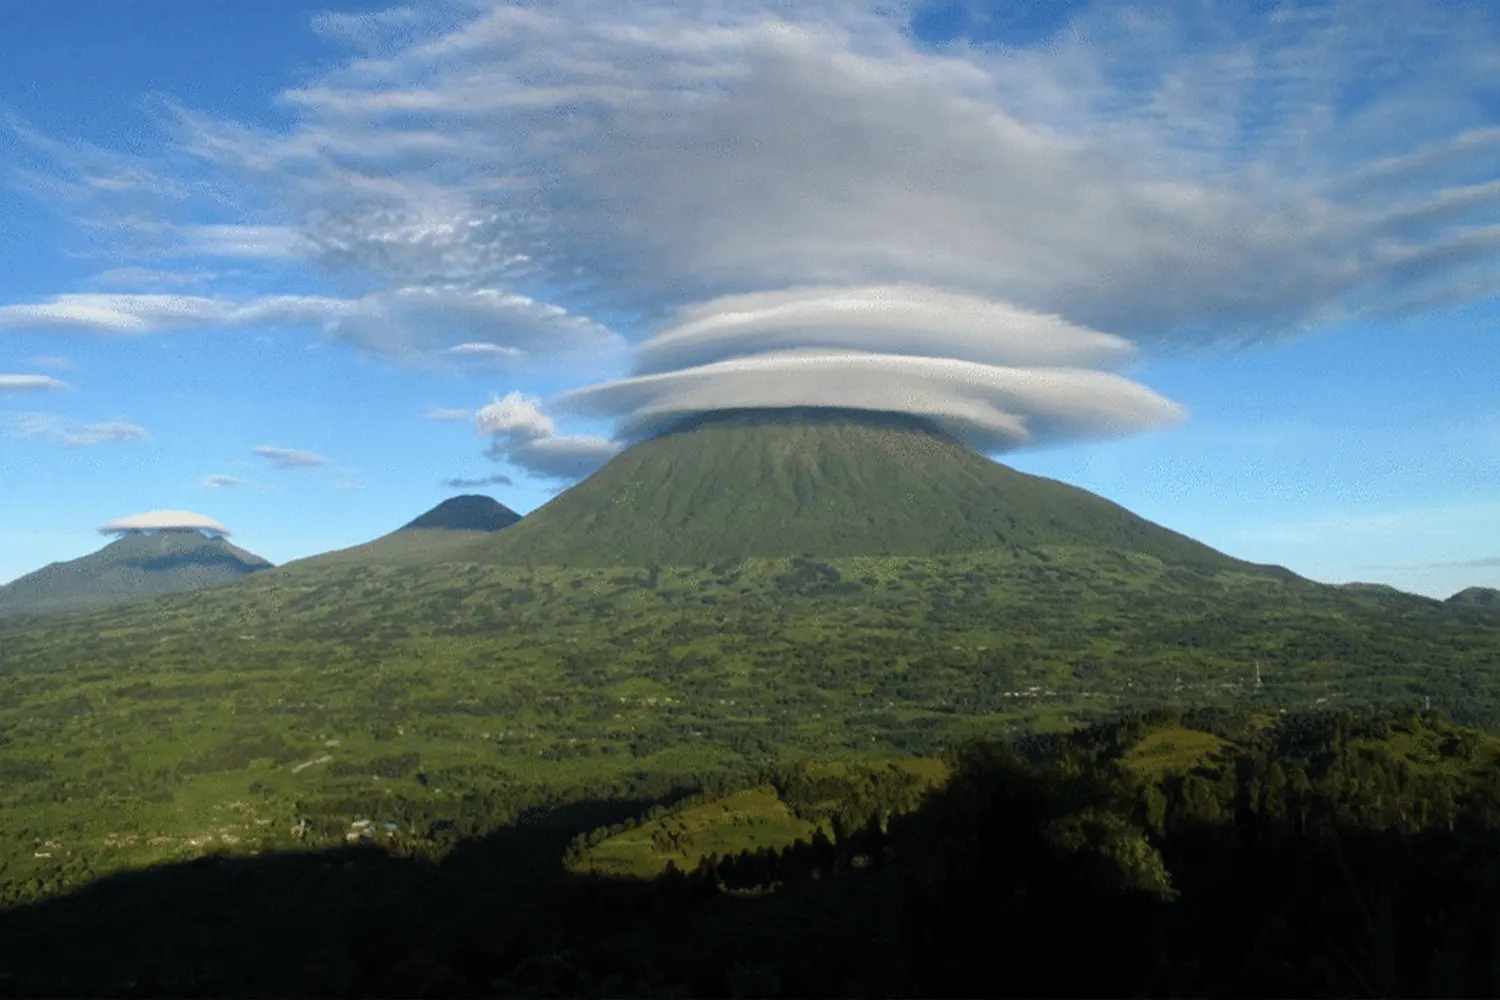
634, 286, 1138, 376
100, 510, 231, 535
562, 351, 1187, 453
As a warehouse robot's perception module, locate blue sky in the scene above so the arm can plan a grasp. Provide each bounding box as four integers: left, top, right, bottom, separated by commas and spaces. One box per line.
1, 0, 1497, 599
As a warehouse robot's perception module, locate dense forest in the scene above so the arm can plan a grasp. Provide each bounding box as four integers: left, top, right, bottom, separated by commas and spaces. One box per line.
7, 706, 1500, 997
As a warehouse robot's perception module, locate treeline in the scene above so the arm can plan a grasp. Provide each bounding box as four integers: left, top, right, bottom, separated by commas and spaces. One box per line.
14, 706, 1500, 996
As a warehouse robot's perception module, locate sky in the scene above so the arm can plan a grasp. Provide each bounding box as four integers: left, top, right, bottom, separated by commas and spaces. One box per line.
0, 0, 1497, 599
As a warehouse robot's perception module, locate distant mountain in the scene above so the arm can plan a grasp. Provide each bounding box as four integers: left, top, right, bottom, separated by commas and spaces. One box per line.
398, 494, 523, 533
1447, 586, 1500, 611
0, 531, 271, 620
279, 494, 521, 571
471, 407, 1255, 571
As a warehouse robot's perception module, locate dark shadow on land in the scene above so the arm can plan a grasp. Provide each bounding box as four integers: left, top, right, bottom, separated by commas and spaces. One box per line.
10, 715, 1500, 997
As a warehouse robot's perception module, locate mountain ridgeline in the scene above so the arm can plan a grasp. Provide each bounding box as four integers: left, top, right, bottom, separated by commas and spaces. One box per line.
0, 531, 271, 620
471, 407, 1252, 571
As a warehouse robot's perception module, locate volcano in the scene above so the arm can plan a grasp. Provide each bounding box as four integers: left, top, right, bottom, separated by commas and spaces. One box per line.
471, 407, 1252, 571
0, 531, 272, 619
398, 494, 523, 533
279, 494, 521, 571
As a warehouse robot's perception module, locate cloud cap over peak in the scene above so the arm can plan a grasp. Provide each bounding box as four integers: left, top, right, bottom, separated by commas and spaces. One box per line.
101, 510, 231, 536
561, 350, 1187, 453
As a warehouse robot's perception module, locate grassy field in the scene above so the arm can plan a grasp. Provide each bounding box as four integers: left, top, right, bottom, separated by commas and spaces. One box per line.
570, 757, 952, 878
1, 544, 1497, 901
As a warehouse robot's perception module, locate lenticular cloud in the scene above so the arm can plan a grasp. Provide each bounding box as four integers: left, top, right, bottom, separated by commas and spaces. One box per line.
562, 350, 1186, 453
634, 286, 1139, 375
576, 284, 1169, 449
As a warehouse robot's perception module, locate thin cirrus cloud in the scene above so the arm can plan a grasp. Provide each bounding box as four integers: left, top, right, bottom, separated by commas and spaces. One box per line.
442, 472, 513, 489
0, 374, 69, 392
6, 0, 1500, 475
251, 444, 330, 470
0, 288, 622, 369
194, 473, 279, 492
3, 412, 148, 446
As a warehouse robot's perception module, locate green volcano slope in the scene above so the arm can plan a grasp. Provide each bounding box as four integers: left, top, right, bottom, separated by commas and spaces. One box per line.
278, 495, 520, 572
0, 531, 271, 619
475, 408, 1248, 570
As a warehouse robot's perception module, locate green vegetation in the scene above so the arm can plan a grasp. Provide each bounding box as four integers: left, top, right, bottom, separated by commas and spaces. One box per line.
469, 408, 1249, 569
0, 531, 270, 620
7, 708, 1500, 996
1, 541, 1496, 897
569, 759, 949, 878
1447, 585, 1500, 611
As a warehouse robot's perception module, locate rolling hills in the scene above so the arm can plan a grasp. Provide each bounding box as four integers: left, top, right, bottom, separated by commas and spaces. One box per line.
0, 530, 271, 620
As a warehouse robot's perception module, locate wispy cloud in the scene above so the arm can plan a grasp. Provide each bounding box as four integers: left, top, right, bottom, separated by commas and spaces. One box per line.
0, 374, 68, 392
442, 472, 513, 489
0, 292, 345, 335
0, 288, 622, 368
194, 473, 279, 492
88, 266, 217, 289
251, 444, 330, 469
424, 406, 472, 422
4, 412, 148, 446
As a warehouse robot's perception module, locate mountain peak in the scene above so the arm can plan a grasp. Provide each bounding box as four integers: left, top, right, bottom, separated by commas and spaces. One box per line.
468, 406, 1240, 570
0, 531, 271, 619
399, 494, 521, 533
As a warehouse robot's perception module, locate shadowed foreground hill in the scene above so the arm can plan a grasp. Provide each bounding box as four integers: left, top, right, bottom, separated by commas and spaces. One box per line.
474, 408, 1252, 571
10, 710, 1500, 997
277, 495, 520, 572
0, 531, 270, 619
